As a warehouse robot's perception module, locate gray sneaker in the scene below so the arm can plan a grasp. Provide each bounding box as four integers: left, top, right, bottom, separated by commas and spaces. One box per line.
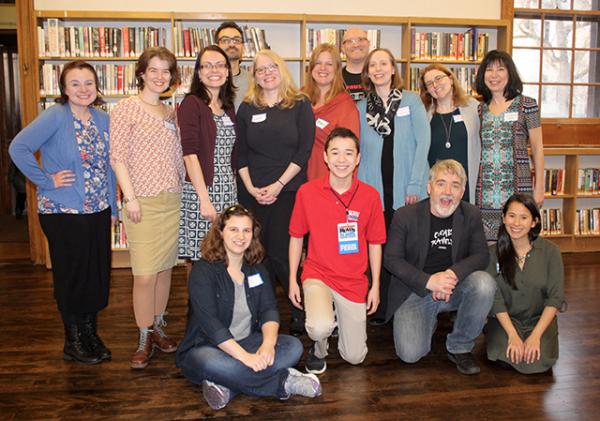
202, 380, 231, 410
284, 368, 322, 398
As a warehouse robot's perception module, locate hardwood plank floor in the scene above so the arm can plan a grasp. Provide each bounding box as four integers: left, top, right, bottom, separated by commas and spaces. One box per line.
1, 259, 599, 420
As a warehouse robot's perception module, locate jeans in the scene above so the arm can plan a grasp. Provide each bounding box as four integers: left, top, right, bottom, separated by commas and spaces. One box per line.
179, 332, 303, 399
393, 270, 495, 363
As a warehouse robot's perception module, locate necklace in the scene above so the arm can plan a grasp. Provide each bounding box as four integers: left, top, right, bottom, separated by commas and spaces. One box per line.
438, 112, 453, 149
137, 94, 161, 107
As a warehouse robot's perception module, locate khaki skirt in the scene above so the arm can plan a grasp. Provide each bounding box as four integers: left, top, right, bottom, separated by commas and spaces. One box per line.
124, 191, 181, 276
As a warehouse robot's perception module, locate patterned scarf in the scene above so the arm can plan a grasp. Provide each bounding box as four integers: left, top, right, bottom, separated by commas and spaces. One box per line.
366, 89, 403, 136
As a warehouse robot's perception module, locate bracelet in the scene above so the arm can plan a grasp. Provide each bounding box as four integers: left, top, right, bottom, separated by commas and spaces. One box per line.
277, 179, 284, 186
123, 196, 137, 204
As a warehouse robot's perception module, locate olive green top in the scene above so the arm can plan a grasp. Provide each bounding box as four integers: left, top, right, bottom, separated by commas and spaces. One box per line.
485, 236, 566, 373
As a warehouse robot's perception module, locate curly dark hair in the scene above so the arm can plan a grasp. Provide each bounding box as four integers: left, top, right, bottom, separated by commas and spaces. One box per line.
201, 204, 265, 265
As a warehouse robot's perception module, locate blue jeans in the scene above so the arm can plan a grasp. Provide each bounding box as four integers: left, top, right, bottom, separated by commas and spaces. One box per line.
393, 270, 495, 363
179, 332, 303, 399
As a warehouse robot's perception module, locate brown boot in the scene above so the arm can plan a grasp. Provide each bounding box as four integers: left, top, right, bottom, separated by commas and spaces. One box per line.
130, 327, 154, 369
152, 315, 177, 353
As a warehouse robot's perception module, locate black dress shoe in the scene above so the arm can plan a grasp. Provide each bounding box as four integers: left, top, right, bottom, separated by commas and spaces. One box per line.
368, 317, 387, 327
290, 318, 305, 337
448, 352, 480, 375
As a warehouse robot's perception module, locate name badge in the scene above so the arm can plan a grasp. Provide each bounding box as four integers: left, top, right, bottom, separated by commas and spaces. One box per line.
315, 118, 329, 129
347, 209, 360, 222
222, 115, 234, 126
252, 113, 267, 123
396, 106, 410, 117
338, 222, 359, 255
453, 114, 464, 123
248, 273, 264, 288
504, 112, 518, 122
164, 121, 177, 131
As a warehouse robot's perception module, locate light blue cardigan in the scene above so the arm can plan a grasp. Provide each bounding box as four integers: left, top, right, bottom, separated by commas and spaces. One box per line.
357, 90, 431, 209
9, 103, 117, 216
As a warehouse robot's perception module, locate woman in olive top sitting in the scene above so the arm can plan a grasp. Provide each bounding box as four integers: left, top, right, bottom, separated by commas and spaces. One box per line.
176, 205, 321, 410
486, 194, 565, 374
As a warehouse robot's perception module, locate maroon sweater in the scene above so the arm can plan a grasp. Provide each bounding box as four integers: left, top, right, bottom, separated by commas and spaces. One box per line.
177, 94, 237, 185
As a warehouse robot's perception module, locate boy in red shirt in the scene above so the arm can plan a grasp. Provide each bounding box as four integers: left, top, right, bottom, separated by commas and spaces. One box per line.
289, 127, 386, 374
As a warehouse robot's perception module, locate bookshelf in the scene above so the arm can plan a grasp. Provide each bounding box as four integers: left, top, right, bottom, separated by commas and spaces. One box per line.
27, 11, 511, 266
540, 148, 600, 252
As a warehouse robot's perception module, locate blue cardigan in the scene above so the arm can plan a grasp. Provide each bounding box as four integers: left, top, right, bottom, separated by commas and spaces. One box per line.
9, 103, 117, 216
357, 90, 430, 209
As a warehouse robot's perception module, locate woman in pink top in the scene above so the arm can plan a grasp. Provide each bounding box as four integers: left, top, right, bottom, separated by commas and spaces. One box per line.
110, 47, 185, 369
303, 43, 360, 180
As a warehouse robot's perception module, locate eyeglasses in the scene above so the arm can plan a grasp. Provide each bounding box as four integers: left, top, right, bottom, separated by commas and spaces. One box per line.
218, 36, 243, 45
343, 37, 368, 45
424, 74, 448, 89
200, 62, 228, 71
254, 63, 279, 76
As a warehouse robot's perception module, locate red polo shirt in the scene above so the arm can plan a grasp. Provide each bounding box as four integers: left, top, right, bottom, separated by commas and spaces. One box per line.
289, 176, 386, 303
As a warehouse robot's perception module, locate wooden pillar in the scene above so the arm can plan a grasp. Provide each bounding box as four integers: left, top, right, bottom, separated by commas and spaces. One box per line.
16, 0, 45, 264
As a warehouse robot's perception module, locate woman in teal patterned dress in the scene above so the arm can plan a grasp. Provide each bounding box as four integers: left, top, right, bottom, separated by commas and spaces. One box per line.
474, 50, 544, 241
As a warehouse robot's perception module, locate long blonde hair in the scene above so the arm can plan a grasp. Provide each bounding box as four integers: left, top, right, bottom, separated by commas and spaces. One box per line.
303, 43, 346, 106
419, 63, 470, 112
244, 50, 305, 109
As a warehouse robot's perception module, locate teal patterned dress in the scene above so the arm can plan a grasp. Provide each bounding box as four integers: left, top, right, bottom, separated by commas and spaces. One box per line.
476, 95, 541, 241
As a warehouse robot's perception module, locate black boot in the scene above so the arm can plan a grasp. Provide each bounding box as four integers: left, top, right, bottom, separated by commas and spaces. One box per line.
81, 313, 111, 361
63, 322, 101, 365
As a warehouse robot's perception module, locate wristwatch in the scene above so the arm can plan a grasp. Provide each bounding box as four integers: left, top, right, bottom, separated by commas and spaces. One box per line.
123, 196, 137, 204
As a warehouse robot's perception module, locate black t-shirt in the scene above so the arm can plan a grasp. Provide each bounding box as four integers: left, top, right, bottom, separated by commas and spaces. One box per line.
428, 109, 469, 202
423, 214, 453, 275
342, 67, 365, 102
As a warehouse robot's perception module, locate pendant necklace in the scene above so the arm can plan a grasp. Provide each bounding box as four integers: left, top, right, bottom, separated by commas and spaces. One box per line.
438, 112, 453, 149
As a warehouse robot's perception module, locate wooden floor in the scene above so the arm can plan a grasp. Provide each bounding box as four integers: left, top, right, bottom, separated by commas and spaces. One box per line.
1, 258, 599, 421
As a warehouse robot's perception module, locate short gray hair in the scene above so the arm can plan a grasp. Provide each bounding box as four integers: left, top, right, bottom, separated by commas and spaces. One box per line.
429, 159, 467, 188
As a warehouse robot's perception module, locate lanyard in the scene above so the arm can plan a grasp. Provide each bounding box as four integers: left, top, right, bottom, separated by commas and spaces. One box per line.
330, 184, 359, 220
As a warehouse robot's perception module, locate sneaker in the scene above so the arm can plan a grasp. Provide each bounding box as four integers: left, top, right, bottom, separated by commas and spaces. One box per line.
305, 344, 327, 375
448, 352, 480, 375
284, 368, 321, 398
202, 380, 231, 410
290, 317, 305, 337
368, 317, 387, 327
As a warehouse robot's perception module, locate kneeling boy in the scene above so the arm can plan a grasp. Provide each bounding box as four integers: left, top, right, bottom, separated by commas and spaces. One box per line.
289, 127, 386, 374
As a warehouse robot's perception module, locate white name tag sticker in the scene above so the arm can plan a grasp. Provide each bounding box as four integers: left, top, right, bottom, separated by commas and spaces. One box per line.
221, 115, 234, 126
164, 121, 177, 131
504, 111, 518, 122
248, 273, 264, 288
315, 118, 329, 129
252, 113, 267, 123
453, 114, 464, 122
396, 106, 410, 117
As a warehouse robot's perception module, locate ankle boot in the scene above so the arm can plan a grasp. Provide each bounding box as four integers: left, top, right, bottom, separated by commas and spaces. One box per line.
130, 327, 154, 369
63, 322, 101, 365
152, 315, 177, 353
81, 313, 112, 362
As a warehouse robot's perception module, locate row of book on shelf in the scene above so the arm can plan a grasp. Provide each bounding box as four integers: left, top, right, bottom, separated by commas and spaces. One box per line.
112, 201, 128, 249
411, 28, 489, 61
541, 208, 600, 236
544, 168, 566, 196
541, 208, 562, 235
38, 19, 492, 62
38, 19, 167, 58
578, 168, 600, 194
173, 22, 269, 58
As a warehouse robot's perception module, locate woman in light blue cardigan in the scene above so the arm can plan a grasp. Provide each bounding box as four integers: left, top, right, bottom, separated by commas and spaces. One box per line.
357, 48, 430, 324
9, 61, 117, 365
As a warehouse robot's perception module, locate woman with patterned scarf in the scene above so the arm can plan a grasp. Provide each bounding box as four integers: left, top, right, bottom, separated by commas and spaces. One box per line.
356, 48, 430, 325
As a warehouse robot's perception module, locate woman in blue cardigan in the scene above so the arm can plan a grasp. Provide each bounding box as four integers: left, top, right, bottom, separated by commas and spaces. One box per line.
357, 48, 430, 324
9, 61, 117, 365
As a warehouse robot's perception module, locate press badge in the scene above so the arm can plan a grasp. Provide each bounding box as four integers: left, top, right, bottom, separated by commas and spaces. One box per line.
252, 113, 267, 123
248, 273, 264, 288
222, 115, 234, 126
315, 118, 329, 129
164, 121, 177, 131
504, 112, 518, 122
338, 222, 359, 254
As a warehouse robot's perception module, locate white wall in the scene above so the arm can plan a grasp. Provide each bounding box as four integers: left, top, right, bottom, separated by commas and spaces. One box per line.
34, 0, 502, 20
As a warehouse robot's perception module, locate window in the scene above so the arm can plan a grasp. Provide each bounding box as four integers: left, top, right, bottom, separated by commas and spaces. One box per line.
512, 0, 600, 118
